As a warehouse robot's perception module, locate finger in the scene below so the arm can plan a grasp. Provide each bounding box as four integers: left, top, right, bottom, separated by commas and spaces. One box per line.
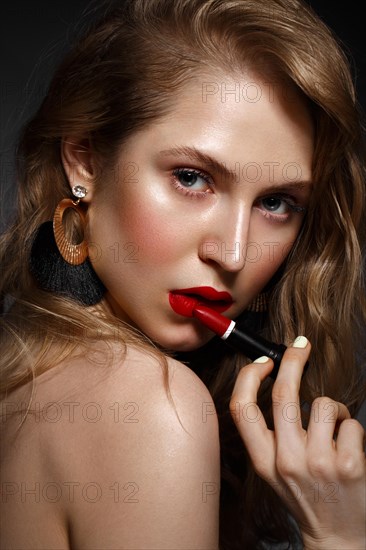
335, 418, 366, 478
271, 336, 310, 448
307, 397, 351, 448
230, 356, 276, 478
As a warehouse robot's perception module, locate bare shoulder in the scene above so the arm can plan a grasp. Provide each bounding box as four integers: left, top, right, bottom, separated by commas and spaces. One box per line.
1, 342, 220, 549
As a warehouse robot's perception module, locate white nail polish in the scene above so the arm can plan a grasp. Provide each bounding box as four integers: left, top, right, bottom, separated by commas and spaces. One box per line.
292, 336, 308, 348
253, 356, 269, 363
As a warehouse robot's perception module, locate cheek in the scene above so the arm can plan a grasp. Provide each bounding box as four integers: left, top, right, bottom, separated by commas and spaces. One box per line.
251, 213, 302, 260
99, 189, 182, 267
124, 208, 177, 264
244, 225, 299, 290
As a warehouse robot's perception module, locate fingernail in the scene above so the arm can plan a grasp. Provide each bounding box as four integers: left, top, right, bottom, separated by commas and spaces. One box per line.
253, 356, 270, 363
292, 336, 308, 348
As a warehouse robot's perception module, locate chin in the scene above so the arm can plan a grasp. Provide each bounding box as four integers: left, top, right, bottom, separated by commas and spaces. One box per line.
151, 326, 214, 353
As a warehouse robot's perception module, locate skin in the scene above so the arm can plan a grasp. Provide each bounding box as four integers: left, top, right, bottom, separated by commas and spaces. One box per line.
232, 346, 366, 550
0, 346, 221, 548
65, 72, 313, 352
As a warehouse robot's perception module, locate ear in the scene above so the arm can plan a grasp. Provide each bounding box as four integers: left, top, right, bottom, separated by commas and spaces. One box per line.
61, 137, 97, 203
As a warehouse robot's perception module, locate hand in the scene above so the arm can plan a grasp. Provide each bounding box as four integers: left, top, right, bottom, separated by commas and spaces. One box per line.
229, 336, 366, 549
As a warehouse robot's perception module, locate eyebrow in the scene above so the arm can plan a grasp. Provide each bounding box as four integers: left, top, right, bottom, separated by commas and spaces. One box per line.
159, 145, 312, 192
159, 145, 237, 181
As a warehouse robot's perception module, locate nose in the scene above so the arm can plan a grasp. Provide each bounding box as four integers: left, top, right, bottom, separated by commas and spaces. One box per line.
198, 201, 250, 272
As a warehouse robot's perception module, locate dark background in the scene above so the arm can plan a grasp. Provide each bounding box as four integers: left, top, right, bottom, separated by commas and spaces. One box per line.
1, 0, 365, 227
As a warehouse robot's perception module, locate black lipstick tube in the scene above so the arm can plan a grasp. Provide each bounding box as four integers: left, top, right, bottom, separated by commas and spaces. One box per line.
192, 305, 309, 380
223, 323, 288, 379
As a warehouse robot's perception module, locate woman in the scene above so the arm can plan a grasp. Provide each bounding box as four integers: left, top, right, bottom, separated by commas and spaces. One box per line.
1, 0, 365, 548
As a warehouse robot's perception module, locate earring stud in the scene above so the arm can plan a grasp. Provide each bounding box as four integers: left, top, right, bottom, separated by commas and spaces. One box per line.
72, 185, 88, 201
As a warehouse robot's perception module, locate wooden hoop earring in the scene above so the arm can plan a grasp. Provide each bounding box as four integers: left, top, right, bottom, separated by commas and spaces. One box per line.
30, 186, 105, 306
53, 199, 88, 265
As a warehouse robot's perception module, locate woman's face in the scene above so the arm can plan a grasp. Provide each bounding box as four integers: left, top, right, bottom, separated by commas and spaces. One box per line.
87, 72, 313, 351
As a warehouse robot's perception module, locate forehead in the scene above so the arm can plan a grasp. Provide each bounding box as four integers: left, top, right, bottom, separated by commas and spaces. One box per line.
115, 69, 314, 191
157, 70, 314, 172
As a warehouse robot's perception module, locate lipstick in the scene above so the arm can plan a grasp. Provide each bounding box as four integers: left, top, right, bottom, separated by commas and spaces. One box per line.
169, 287, 233, 317
192, 304, 308, 380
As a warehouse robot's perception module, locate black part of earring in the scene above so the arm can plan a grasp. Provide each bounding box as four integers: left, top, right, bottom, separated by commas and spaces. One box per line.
29, 221, 106, 306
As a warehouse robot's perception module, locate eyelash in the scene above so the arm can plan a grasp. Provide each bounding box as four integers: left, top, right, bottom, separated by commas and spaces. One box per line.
254, 195, 307, 223
171, 167, 214, 198
171, 167, 307, 221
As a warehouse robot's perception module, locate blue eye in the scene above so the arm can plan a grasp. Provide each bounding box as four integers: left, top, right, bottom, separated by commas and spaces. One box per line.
172, 168, 213, 196
178, 171, 201, 187
261, 197, 288, 214
255, 195, 307, 223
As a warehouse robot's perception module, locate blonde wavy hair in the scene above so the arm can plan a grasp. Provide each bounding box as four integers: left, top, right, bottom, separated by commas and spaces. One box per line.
1, 0, 365, 547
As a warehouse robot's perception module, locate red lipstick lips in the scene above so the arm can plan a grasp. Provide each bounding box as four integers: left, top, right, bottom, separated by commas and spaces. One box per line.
169, 286, 233, 317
